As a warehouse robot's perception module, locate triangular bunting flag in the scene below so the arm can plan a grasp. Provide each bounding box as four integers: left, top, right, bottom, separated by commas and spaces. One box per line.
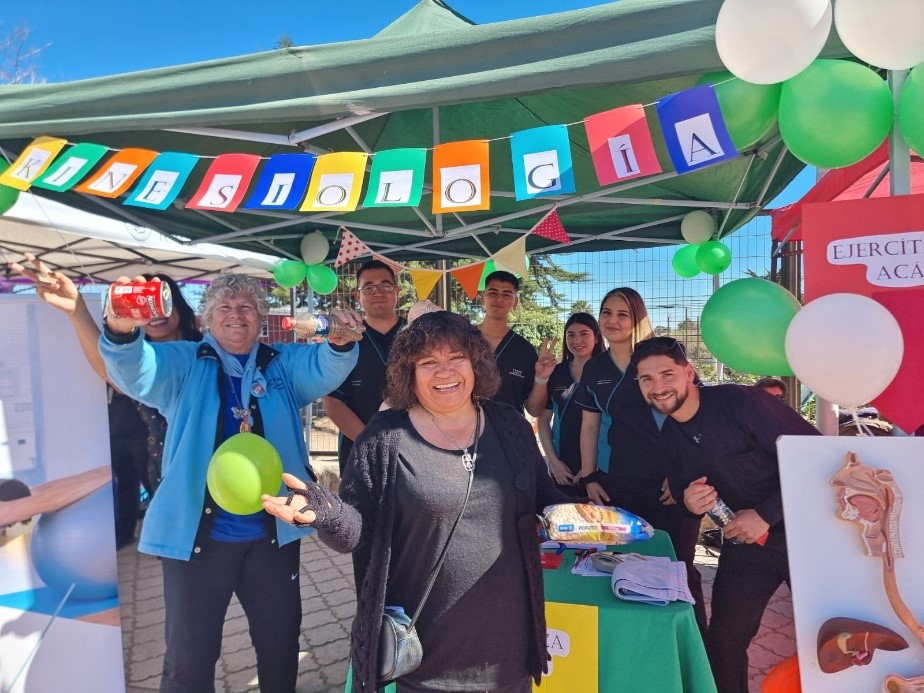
492, 236, 528, 278
372, 253, 405, 277
408, 268, 443, 300
530, 209, 570, 244
450, 262, 487, 299
335, 228, 372, 267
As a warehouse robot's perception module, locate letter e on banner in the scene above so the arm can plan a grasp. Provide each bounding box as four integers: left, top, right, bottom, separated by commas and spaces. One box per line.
136, 170, 179, 205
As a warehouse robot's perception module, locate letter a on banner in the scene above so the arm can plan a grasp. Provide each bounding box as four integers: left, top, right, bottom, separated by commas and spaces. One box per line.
75, 148, 159, 198
186, 154, 262, 212
0, 137, 68, 190
510, 125, 576, 201
584, 105, 662, 186
301, 152, 368, 212
244, 153, 316, 211
432, 140, 490, 214
32, 142, 109, 192
363, 148, 427, 208
656, 85, 737, 174
125, 152, 200, 210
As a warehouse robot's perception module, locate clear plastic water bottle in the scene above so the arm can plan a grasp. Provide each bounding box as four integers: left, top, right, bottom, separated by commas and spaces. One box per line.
281, 313, 364, 342
706, 498, 743, 545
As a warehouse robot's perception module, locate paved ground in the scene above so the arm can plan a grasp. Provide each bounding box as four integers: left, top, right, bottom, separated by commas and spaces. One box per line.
117, 536, 795, 693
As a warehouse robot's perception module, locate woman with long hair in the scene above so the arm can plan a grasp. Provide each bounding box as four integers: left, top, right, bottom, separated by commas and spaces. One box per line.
574, 287, 706, 632
537, 312, 604, 495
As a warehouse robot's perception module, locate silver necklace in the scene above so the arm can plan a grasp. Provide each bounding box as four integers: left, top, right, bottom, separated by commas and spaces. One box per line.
227, 373, 251, 432
423, 406, 479, 472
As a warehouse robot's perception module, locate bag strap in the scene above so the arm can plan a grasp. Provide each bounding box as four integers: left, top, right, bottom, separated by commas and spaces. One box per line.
408, 405, 481, 628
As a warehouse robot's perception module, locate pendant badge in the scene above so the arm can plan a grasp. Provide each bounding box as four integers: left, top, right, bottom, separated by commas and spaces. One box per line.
461, 451, 474, 472
233, 407, 252, 433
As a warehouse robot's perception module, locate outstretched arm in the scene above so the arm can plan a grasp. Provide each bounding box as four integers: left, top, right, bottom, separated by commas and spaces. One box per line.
0, 466, 112, 528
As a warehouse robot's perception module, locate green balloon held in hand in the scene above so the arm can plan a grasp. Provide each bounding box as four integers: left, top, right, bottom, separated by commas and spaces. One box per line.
696, 241, 732, 275
671, 244, 701, 278
701, 278, 800, 376
273, 259, 308, 289
305, 264, 338, 295
207, 433, 283, 515
696, 71, 781, 150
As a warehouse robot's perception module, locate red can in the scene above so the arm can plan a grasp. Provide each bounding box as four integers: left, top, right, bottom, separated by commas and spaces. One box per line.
108, 280, 173, 320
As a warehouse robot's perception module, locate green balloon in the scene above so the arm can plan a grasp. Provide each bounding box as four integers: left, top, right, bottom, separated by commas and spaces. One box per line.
273, 259, 308, 289
671, 244, 701, 278
478, 259, 497, 291
701, 278, 800, 376
696, 241, 732, 275
898, 63, 924, 158
779, 59, 893, 169
697, 71, 780, 150
305, 264, 338, 295
0, 162, 20, 215
206, 432, 283, 515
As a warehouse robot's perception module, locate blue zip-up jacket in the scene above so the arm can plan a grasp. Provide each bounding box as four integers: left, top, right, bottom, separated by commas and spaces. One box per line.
99, 331, 358, 560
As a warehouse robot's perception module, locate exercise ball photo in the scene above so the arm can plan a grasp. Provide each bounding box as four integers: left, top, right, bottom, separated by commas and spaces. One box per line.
207, 433, 283, 515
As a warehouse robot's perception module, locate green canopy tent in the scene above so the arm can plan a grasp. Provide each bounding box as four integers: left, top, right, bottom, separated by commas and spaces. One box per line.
0, 0, 850, 265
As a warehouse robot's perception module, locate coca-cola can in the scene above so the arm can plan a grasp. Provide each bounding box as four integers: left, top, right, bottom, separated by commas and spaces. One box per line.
108, 280, 173, 320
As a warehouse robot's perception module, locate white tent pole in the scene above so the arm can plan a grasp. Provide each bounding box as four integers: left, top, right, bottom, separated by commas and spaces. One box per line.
889, 70, 911, 196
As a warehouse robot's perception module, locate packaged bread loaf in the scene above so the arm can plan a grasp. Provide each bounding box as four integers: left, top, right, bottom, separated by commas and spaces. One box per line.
541, 503, 655, 544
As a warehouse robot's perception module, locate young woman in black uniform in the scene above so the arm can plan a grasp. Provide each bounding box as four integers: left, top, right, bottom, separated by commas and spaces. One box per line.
575, 287, 706, 632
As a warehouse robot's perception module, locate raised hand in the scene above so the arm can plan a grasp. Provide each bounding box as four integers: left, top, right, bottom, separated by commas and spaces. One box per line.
535, 336, 560, 380
9, 252, 81, 314
262, 473, 317, 526
104, 275, 155, 334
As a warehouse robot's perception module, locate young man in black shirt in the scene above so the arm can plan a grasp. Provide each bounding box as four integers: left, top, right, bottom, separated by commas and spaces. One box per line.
477, 271, 556, 416
631, 336, 819, 693
323, 260, 405, 472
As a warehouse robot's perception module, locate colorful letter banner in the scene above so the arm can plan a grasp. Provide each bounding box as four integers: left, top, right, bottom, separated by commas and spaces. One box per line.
656, 85, 737, 174
584, 105, 662, 186
363, 148, 427, 208
510, 125, 576, 201
32, 142, 109, 192
450, 261, 487, 299
301, 152, 368, 213
433, 140, 490, 214
244, 153, 316, 211
185, 153, 262, 212
75, 148, 159, 199
408, 267, 443, 300
125, 152, 200, 210
0, 137, 69, 190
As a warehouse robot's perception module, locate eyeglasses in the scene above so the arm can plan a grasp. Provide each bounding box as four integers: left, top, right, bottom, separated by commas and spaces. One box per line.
358, 282, 396, 295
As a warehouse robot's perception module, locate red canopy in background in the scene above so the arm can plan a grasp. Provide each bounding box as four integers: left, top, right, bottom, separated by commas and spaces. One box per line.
770, 143, 924, 242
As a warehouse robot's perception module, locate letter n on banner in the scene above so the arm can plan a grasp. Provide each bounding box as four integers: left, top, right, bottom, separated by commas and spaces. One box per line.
363, 148, 427, 208
75, 148, 159, 199
125, 153, 200, 210
32, 143, 109, 192
186, 154, 262, 212
656, 85, 737, 174
433, 140, 490, 214
301, 152, 368, 212
0, 137, 68, 190
243, 153, 316, 210
584, 105, 661, 186
510, 125, 575, 201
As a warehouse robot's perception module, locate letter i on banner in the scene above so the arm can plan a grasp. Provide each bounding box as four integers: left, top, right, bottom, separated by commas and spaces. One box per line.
243, 153, 316, 210
301, 152, 368, 212
32, 143, 109, 192
510, 125, 575, 201
75, 148, 160, 198
656, 85, 738, 174
583, 105, 662, 186
432, 140, 490, 214
125, 153, 200, 210
186, 154, 263, 212
0, 137, 68, 190
362, 148, 427, 208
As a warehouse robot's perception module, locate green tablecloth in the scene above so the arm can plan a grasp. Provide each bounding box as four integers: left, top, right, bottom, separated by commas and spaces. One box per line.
538, 530, 717, 693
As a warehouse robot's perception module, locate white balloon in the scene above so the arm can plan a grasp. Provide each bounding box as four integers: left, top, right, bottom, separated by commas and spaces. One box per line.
299, 231, 330, 265
716, 0, 832, 85
835, 0, 924, 71
784, 293, 903, 407
680, 210, 715, 245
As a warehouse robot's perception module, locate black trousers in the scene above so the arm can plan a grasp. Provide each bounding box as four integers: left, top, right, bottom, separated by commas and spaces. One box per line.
160, 536, 302, 693
706, 532, 789, 693
110, 432, 147, 547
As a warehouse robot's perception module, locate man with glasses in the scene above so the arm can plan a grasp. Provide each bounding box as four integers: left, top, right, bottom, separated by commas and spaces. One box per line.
477, 270, 557, 416
631, 337, 818, 693
323, 260, 405, 472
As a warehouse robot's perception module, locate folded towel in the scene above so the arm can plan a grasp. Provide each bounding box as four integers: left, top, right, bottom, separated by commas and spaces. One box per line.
611, 558, 695, 606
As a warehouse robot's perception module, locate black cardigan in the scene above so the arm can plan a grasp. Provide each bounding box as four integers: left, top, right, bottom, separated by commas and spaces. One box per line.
304, 400, 572, 692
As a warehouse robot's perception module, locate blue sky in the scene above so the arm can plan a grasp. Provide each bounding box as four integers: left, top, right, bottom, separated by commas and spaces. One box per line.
7, 1, 612, 82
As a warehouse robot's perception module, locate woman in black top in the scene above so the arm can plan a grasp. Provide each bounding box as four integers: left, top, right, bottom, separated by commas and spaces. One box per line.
537, 312, 603, 495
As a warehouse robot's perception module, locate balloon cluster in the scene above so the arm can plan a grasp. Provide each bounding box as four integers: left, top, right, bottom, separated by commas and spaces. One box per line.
671, 211, 732, 278
714, 0, 924, 169
272, 231, 338, 294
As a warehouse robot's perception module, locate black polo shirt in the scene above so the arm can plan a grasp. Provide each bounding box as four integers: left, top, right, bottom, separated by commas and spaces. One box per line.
328, 318, 405, 464
545, 361, 583, 476
491, 329, 537, 412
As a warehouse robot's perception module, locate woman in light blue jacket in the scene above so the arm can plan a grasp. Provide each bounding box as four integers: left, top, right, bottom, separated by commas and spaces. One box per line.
100, 273, 361, 693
